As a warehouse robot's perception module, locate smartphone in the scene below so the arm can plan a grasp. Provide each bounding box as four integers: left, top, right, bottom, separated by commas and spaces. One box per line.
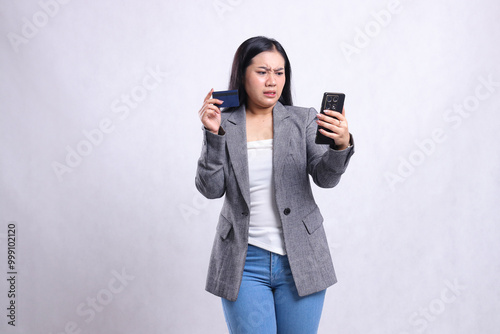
315, 92, 345, 145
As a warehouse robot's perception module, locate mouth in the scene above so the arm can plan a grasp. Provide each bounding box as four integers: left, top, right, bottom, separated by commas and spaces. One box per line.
264, 91, 276, 97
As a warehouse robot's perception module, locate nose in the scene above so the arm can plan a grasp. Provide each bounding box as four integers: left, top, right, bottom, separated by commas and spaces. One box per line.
266, 73, 276, 86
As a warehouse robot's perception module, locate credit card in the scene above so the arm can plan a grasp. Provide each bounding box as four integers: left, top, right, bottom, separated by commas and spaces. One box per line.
212, 89, 240, 108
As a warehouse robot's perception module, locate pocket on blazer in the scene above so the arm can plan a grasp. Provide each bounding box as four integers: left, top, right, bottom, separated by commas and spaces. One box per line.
302, 206, 324, 235
216, 214, 233, 240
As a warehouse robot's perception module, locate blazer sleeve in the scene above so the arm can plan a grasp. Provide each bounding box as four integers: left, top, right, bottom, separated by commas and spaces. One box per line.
305, 108, 355, 188
195, 128, 227, 199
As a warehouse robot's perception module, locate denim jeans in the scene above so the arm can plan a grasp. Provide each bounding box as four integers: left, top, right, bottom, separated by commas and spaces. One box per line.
221, 244, 326, 334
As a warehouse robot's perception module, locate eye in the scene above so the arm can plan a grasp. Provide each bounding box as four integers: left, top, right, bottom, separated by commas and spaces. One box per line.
257, 71, 267, 75
276, 72, 284, 76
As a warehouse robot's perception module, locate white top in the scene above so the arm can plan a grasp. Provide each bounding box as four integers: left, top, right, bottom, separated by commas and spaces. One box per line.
247, 139, 286, 255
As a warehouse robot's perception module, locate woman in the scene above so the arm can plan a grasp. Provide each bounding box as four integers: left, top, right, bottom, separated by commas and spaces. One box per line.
196, 36, 354, 333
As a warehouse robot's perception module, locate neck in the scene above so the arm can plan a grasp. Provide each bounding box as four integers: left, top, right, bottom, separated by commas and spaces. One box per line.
246, 102, 274, 117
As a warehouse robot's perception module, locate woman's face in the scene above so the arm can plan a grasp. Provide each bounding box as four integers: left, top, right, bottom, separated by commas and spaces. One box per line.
244, 49, 286, 111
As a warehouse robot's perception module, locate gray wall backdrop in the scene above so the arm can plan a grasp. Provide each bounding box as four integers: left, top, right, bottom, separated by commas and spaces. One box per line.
1, 0, 499, 333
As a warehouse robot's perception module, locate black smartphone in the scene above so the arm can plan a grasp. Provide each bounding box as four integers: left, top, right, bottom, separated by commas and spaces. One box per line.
315, 92, 345, 145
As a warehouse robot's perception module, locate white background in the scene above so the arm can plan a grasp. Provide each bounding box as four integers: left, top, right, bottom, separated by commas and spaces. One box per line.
1, 0, 499, 333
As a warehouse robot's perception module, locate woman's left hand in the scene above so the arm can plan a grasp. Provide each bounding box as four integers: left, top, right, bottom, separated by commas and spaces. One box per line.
316, 108, 350, 150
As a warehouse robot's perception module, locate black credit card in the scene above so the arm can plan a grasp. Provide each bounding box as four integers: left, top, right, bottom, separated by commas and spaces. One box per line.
212, 90, 239, 108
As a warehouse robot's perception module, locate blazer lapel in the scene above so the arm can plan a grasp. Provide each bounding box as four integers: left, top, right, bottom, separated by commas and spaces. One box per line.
224, 102, 291, 212
224, 106, 251, 209
273, 102, 291, 177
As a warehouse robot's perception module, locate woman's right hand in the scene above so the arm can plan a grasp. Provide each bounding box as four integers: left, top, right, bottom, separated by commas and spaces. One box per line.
198, 88, 223, 134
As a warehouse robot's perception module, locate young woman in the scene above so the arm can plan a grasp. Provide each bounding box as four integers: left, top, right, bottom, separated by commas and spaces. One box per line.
196, 36, 354, 333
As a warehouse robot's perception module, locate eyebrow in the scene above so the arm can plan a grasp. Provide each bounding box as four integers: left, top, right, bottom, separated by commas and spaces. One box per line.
257, 66, 284, 72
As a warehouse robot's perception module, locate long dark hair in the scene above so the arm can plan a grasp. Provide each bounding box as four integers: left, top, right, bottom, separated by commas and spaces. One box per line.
229, 36, 293, 107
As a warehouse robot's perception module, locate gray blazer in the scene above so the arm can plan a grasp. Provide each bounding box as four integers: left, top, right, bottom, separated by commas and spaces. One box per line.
196, 101, 354, 302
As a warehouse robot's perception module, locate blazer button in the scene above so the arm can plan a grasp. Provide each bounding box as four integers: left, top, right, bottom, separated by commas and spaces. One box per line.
283, 208, 291, 215
242, 212, 249, 216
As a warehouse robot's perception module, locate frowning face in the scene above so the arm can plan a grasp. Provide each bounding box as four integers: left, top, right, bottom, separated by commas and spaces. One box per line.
244, 49, 286, 111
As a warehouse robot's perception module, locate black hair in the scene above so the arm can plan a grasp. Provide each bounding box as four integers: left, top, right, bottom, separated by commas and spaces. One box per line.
228, 36, 293, 107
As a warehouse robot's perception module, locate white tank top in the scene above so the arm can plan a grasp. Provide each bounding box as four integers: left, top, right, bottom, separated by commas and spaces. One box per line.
247, 139, 286, 255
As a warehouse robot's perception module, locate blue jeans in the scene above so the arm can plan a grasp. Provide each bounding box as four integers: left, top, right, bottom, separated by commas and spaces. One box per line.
221, 245, 326, 334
